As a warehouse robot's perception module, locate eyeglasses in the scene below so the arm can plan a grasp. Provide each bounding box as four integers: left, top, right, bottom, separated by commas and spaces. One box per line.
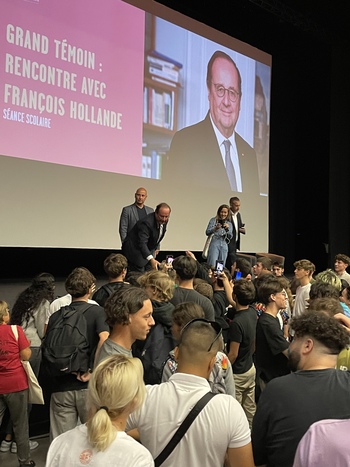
180, 318, 223, 352
212, 83, 241, 103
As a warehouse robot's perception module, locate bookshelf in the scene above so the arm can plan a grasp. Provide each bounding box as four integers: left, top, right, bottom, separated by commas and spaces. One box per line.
142, 48, 182, 179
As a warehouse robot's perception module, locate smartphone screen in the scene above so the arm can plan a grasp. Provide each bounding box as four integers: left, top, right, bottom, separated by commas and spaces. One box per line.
166, 255, 174, 264
215, 260, 224, 275
235, 271, 242, 279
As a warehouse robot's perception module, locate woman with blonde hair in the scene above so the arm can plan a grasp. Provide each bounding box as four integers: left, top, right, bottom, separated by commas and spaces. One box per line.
46, 355, 154, 466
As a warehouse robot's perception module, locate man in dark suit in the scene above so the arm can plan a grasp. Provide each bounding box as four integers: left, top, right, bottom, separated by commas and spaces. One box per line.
122, 203, 171, 272
165, 50, 259, 194
119, 187, 154, 244
227, 196, 245, 274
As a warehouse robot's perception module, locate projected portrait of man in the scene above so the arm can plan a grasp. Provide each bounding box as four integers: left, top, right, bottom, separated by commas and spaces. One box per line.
165, 50, 260, 194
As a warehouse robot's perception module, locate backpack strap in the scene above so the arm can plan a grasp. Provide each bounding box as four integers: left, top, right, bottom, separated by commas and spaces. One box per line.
154, 392, 216, 467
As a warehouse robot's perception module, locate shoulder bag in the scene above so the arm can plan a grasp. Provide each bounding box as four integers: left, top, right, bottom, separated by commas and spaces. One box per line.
154, 392, 216, 466
11, 325, 45, 405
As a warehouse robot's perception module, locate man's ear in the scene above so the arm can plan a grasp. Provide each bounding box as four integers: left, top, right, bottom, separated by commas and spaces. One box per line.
302, 337, 314, 355
208, 354, 216, 373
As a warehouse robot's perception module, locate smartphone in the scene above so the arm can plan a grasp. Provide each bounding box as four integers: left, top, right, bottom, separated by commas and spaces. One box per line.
281, 310, 289, 321
166, 255, 174, 265
215, 260, 224, 275
235, 271, 242, 280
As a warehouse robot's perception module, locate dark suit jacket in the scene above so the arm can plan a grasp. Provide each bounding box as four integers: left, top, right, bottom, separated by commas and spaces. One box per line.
165, 112, 259, 194
122, 212, 167, 269
228, 211, 244, 262
119, 203, 154, 243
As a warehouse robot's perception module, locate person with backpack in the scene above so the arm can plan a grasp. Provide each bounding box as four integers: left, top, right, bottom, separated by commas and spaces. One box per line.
42, 267, 109, 441
94, 286, 154, 366
92, 253, 128, 307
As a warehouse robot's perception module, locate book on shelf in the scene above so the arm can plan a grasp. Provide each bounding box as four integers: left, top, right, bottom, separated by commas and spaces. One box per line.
148, 65, 179, 83
146, 50, 183, 70
144, 86, 174, 130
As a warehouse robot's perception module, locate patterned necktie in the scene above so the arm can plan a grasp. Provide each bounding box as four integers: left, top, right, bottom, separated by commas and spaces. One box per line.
223, 140, 237, 191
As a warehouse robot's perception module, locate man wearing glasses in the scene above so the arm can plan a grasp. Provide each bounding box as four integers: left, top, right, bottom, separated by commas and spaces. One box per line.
166, 50, 259, 194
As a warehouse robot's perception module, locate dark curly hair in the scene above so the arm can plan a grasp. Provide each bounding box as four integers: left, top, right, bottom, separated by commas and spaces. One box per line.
104, 285, 149, 326
10, 272, 55, 327
291, 310, 349, 354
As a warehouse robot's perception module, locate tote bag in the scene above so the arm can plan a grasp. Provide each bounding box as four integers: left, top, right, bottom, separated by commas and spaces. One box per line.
202, 234, 214, 260
11, 325, 45, 405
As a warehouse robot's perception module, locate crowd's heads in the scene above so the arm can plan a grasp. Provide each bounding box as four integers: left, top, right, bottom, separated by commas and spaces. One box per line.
309, 281, 340, 304
0, 300, 10, 324
255, 276, 284, 305
235, 257, 252, 279
340, 286, 350, 307
254, 257, 272, 277
137, 270, 174, 302
172, 302, 205, 341
272, 261, 284, 276
194, 281, 214, 301
290, 310, 349, 358
103, 253, 128, 279
104, 286, 150, 327
177, 319, 223, 365
233, 279, 256, 306
87, 355, 146, 452
334, 253, 350, 268
293, 259, 315, 276
65, 267, 96, 298
308, 297, 344, 316
315, 269, 342, 292
172, 255, 197, 280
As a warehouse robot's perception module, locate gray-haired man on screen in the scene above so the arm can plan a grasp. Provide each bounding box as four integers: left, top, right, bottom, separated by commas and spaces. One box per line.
165, 50, 259, 194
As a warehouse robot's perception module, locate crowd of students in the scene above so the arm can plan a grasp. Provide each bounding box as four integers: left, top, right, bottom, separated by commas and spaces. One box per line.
1, 251, 350, 466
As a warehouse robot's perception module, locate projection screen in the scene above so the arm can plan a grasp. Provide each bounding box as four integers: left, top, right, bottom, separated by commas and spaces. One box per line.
0, 0, 271, 253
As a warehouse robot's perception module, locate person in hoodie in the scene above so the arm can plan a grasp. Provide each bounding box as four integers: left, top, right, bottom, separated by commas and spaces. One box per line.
133, 270, 176, 384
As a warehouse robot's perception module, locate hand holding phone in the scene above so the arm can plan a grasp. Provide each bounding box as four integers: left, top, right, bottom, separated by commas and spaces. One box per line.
166, 255, 173, 265
215, 260, 224, 276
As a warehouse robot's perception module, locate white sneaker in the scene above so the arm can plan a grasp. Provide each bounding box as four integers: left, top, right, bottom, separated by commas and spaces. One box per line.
0, 440, 12, 452
10, 440, 39, 454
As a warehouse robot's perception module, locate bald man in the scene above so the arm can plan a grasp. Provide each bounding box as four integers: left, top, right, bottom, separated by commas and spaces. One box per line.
119, 187, 154, 244
127, 319, 253, 467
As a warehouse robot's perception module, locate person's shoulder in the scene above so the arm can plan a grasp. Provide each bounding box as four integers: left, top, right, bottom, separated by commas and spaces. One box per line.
235, 132, 255, 154
171, 115, 210, 144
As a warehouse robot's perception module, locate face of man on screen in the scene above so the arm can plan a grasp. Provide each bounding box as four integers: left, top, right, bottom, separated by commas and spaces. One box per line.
208, 57, 241, 139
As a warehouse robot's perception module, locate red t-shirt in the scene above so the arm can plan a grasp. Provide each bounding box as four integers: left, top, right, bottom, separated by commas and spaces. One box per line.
0, 324, 30, 394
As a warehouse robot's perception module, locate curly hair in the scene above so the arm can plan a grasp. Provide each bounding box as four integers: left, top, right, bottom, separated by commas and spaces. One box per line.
137, 270, 175, 302
10, 272, 55, 326
291, 310, 349, 354
104, 286, 149, 327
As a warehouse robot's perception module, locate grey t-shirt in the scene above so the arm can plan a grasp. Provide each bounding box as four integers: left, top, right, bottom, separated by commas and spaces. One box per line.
95, 338, 132, 367
170, 287, 215, 321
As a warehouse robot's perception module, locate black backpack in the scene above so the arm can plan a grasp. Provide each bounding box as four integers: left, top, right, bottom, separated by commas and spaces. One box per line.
41, 303, 92, 376
133, 323, 175, 385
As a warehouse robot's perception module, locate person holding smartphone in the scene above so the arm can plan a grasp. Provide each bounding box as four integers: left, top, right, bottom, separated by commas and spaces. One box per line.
205, 204, 233, 269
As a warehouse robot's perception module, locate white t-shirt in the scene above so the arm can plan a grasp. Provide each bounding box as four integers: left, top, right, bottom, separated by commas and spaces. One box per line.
127, 373, 250, 467
45, 424, 154, 467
